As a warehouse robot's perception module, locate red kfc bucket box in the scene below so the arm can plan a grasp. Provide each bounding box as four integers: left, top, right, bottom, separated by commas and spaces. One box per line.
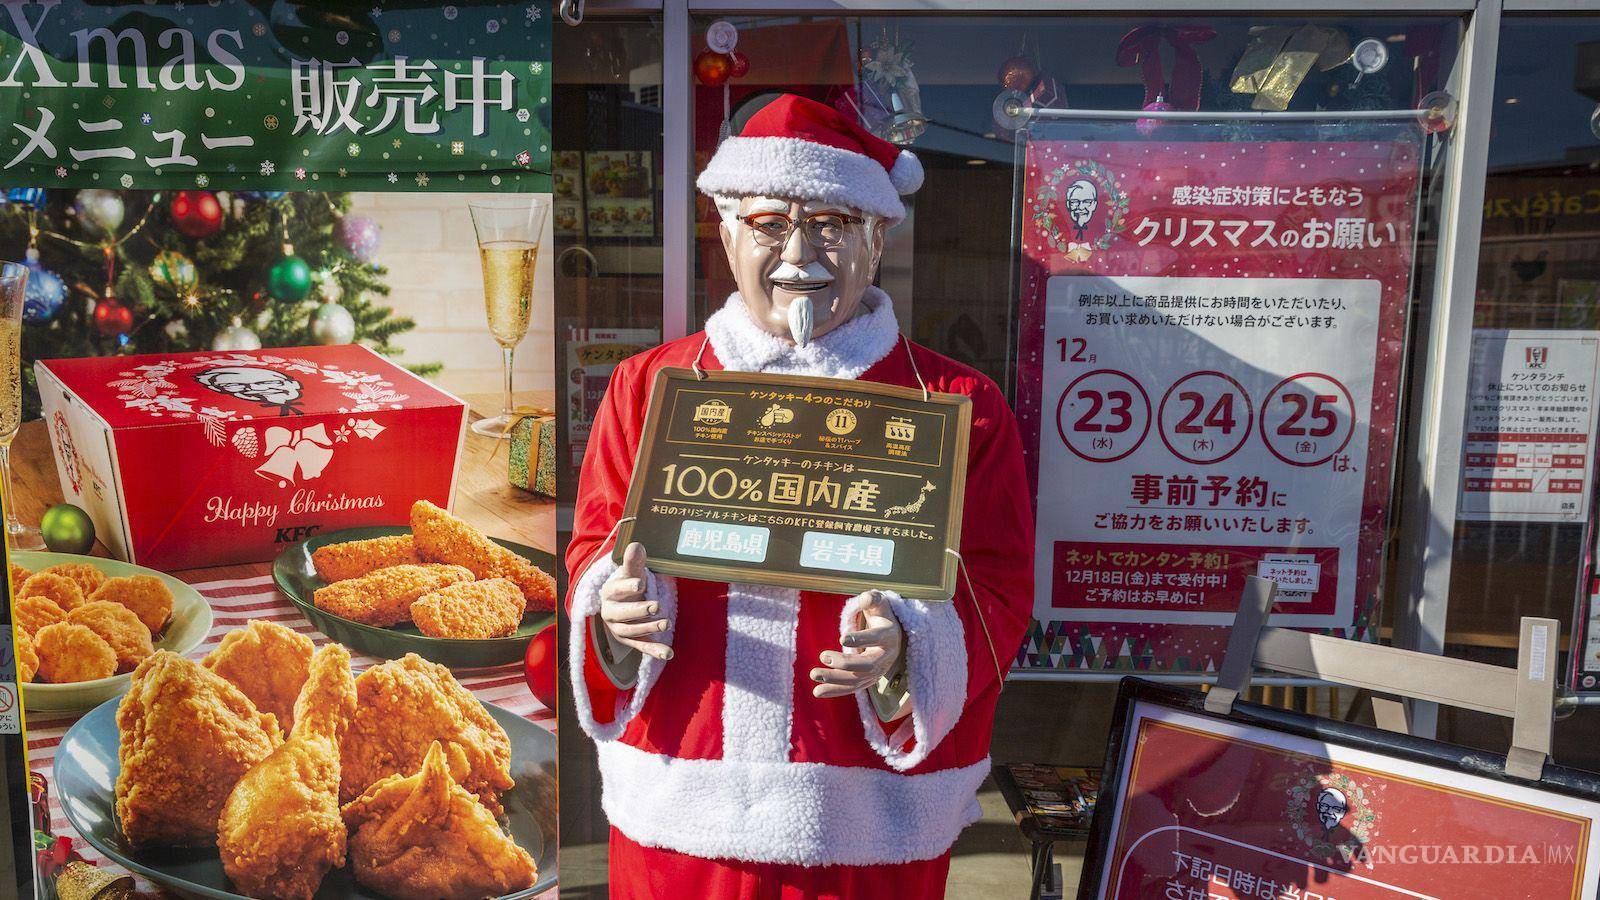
34, 344, 467, 570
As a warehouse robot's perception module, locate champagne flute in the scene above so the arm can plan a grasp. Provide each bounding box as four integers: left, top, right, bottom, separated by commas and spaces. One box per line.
469, 198, 551, 438
0, 262, 41, 550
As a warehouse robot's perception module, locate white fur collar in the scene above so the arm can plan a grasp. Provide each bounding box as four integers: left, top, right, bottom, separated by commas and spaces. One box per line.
705, 287, 901, 379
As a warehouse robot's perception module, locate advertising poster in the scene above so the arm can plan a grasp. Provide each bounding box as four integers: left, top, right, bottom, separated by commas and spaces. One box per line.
1458, 329, 1600, 523
584, 150, 655, 237
1015, 129, 1422, 673
1087, 697, 1600, 899
567, 326, 659, 468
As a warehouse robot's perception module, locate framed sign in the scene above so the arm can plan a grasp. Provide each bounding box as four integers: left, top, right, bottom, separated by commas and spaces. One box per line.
1081, 679, 1600, 900
615, 368, 971, 600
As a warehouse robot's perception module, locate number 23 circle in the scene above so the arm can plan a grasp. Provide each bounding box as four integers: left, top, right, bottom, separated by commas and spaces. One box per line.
1057, 369, 1151, 463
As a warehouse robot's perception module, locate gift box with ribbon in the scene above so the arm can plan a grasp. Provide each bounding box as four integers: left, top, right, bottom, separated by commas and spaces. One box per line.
35, 344, 467, 570
507, 408, 556, 497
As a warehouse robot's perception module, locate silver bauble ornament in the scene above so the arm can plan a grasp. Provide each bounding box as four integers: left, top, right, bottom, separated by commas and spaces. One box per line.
213, 317, 262, 351
310, 301, 356, 345
74, 189, 126, 234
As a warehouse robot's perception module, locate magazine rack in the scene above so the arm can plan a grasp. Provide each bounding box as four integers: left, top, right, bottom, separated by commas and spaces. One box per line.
1205, 576, 1559, 780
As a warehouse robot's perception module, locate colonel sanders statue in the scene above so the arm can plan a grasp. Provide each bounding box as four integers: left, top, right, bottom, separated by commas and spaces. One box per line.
566, 94, 1034, 899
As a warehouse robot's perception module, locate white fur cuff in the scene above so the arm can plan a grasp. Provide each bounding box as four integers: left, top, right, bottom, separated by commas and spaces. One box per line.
568, 549, 677, 741
845, 591, 968, 771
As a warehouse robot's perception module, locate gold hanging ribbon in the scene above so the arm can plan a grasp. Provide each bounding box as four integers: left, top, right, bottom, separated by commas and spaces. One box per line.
1230, 25, 1352, 111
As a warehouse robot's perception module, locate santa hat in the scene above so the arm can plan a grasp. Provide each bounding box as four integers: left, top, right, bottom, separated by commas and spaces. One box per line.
696, 93, 924, 224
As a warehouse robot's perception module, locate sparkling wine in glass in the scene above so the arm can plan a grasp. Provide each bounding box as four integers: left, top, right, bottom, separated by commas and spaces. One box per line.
469, 198, 550, 438
0, 262, 42, 549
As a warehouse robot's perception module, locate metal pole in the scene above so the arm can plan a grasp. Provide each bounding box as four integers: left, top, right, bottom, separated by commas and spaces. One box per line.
1021, 107, 1436, 122
1394, 0, 1503, 739
661, 0, 693, 341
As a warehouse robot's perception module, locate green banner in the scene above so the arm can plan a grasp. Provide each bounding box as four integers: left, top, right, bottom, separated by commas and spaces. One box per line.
0, 1, 551, 192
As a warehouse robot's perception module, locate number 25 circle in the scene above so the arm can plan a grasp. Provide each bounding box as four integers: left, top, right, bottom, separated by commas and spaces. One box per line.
1057, 369, 1151, 463
1260, 373, 1355, 467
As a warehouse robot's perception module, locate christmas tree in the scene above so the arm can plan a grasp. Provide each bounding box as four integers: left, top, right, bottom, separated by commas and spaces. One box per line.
0, 188, 438, 419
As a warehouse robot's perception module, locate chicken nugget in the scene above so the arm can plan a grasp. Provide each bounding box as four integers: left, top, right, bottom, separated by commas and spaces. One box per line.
312, 534, 422, 583
9, 563, 31, 589
34, 622, 117, 683
19, 572, 84, 611
410, 500, 556, 611
89, 575, 174, 635
37, 563, 108, 598
14, 596, 66, 638
313, 564, 475, 628
68, 601, 153, 673
15, 635, 37, 683
411, 578, 525, 639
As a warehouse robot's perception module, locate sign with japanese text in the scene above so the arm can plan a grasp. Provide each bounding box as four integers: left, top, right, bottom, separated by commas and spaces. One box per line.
1085, 693, 1600, 900
0, 1, 551, 192
1458, 329, 1600, 523
566, 326, 658, 469
1015, 131, 1422, 673
616, 368, 971, 600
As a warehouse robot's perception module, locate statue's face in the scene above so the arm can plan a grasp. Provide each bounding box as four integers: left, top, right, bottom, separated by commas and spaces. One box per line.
1065, 179, 1098, 228
719, 195, 885, 346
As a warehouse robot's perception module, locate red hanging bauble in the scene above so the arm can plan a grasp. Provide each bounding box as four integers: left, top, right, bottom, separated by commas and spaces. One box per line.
170, 189, 224, 239
729, 51, 750, 78
997, 54, 1039, 92
93, 295, 133, 337
694, 49, 733, 86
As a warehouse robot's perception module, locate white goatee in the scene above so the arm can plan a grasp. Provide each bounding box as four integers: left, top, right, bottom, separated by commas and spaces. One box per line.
787, 296, 814, 347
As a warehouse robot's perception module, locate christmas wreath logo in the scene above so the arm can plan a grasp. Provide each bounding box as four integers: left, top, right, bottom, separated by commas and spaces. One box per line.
50, 412, 82, 497
1276, 770, 1379, 865
1033, 160, 1130, 263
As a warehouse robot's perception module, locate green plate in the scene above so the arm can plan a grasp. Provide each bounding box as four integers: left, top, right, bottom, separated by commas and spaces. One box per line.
54, 690, 557, 898
274, 526, 555, 669
14, 551, 214, 716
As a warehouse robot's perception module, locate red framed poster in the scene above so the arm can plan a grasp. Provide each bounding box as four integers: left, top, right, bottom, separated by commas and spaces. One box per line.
1082, 680, 1600, 900
1014, 119, 1425, 673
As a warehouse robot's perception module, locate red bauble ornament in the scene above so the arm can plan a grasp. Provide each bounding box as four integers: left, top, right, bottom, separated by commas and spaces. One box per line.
997, 54, 1039, 92
729, 51, 750, 78
93, 296, 133, 337
524, 622, 559, 710
1136, 98, 1174, 136
694, 49, 733, 86
170, 189, 224, 239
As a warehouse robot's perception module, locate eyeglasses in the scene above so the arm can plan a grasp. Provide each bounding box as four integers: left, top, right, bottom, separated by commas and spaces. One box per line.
736, 211, 864, 250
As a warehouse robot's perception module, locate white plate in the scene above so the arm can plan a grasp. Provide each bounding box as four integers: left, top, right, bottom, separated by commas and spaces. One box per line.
14, 551, 214, 715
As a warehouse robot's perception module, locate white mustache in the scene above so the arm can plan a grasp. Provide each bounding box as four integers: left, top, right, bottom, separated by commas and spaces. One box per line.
770, 261, 833, 284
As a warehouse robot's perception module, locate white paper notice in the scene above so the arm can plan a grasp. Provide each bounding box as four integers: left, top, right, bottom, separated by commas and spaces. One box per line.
1459, 330, 1600, 522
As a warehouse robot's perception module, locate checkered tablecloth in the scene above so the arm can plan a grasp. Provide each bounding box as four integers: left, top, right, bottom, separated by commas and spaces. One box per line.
22, 573, 556, 896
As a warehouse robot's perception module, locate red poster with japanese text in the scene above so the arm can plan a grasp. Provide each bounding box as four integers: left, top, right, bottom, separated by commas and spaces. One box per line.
1015, 129, 1422, 673
1090, 703, 1600, 899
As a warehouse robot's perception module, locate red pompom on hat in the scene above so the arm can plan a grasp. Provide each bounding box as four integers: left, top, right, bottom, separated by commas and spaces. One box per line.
696, 93, 924, 223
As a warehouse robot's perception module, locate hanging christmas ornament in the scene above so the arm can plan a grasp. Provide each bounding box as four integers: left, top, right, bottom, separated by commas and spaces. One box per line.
1136, 95, 1174, 136
859, 29, 927, 145
237, 190, 288, 202
267, 245, 313, 301
1118, 25, 1216, 111
213, 316, 262, 351
729, 51, 750, 78
74, 189, 126, 234
170, 189, 224, 239
149, 249, 198, 294
40, 503, 95, 554
4, 187, 44, 208
92, 295, 133, 338
310, 299, 356, 345
997, 55, 1039, 92
694, 49, 733, 87
336, 214, 382, 262
21, 248, 65, 324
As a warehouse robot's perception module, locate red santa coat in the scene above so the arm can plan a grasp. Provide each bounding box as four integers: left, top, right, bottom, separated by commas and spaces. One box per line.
566, 289, 1034, 887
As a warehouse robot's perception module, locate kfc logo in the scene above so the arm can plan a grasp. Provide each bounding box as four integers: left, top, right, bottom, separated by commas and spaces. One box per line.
196, 366, 306, 415
1526, 346, 1549, 369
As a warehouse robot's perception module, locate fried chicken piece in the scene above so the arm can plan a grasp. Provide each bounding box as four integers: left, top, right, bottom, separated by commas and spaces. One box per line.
15, 635, 37, 684
203, 620, 315, 730
13, 596, 65, 638
37, 563, 108, 599
312, 534, 422, 583
33, 622, 116, 683
67, 601, 153, 673
342, 741, 536, 900
411, 578, 525, 639
340, 654, 513, 811
89, 575, 174, 635
18, 573, 84, 612
9, 563, 31, 589
218, 644, 356, 899
410, 500, 556, 611
313, 564, 474, 628
116, 652, 282, 847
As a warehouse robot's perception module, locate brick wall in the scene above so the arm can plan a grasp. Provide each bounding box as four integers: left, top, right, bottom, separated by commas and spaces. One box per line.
346, 192, 554, 397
